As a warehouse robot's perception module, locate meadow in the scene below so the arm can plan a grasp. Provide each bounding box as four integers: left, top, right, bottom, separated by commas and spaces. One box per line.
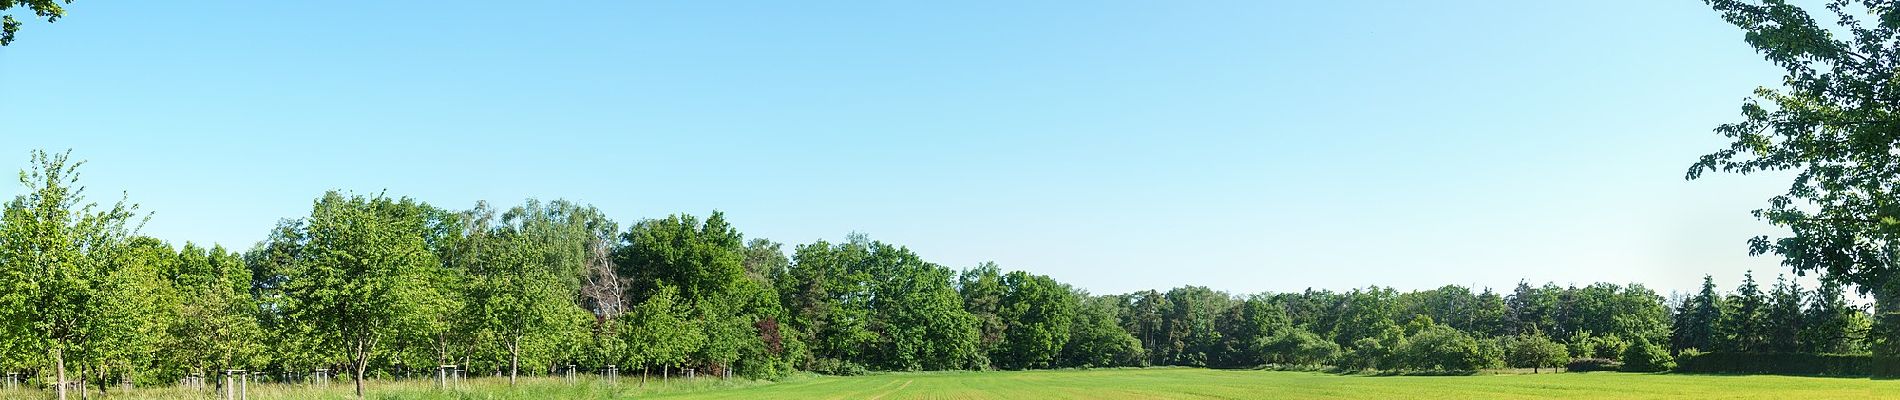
30, 368, 1897, 400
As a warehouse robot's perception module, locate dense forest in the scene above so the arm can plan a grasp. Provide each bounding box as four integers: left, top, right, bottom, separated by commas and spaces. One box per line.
0, 150, 1878, 399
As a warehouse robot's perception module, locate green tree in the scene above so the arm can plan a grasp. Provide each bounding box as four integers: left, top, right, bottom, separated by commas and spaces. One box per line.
742, 238, 787, 286
1620, 336, 1674, 373
1671, 275, 1725, 353
1690, 0, 1900, 370
275, 191, 449, 398
869, 249, 980, 371
0, 150, 143, 400
957, 262, 1007, 368
1720, 272, 1769, 352
1214, 294, 1291, 367
779, 236, 980, 372
1158, 286, 1232, 367
620, 211, 786, 377
1504, 329, 1567, 373
1802, 281, 1870, 354
777, 238, 877, 370
620, 284, 703, 383
1061, 293, 1143, 368
1331, 287, 1401, 352
467, 200, 595, 384
0, 0, 72, 46
1255, 328, 1338, 367
994, 271, 1074, 369
1395, 324, 1499, 372
163, 243, 267, 384
1766, 275, 1805, 353
617, 212, 746, 305
1120, 290, 1168, 366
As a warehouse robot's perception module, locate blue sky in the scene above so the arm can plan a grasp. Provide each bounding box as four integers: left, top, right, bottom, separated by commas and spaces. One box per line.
0, 1, 1808, 296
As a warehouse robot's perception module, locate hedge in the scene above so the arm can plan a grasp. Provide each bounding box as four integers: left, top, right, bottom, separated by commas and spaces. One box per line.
1672, 352, 1875, 377
1565, 358, 1620, 372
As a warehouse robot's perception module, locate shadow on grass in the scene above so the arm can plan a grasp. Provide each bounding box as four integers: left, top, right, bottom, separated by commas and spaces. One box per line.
1663, 371, 1884, 380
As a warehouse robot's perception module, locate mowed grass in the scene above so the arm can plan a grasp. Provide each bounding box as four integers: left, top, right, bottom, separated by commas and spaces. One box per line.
24, 368, 1900, 399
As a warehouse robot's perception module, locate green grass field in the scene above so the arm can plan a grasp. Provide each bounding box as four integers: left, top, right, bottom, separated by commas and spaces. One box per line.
18, 368, 1898, 399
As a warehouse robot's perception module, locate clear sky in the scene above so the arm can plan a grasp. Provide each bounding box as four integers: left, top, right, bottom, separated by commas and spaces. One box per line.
0, 1, 1810, 297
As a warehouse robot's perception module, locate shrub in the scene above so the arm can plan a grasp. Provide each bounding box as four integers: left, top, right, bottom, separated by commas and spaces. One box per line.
1673, 352, 1872, 377
1505, 331, 1569, 373
1257, 329, 1339, 366
1673, 348, 1705, 369
1565, 358, 1621, 372
809, 358, 868, 376
1394, 326, 1499, 371
1338, 337, 1393, 371
1619, 337, 1673, 372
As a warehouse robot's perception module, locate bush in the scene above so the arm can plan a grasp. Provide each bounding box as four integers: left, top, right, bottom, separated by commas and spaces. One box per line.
1257, 329, 1339, 366
1619, 337, 1673, 372
1673, 352, 1872, 377
1394, 326, 1499, 371
809, 358, 868, 376
1673, 348, 1705, 369
1504, 332, 1569, 373
1565, 358, 1621, 372
1338, 337, 1393, 371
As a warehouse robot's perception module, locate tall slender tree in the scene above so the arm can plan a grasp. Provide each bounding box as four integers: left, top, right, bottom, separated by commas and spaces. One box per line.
1671, 275, 1725, 353
0, 150, 142, 400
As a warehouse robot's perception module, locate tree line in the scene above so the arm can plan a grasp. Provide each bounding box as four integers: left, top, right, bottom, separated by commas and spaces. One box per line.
0, 150, 1878, 399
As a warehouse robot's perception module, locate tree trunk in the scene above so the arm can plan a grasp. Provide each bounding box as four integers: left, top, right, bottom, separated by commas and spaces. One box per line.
353, 339, 368, 399
640, 366, 648, 387
509, 339, 519, 386
663, 364, 669, 383
54, 344, 66, 400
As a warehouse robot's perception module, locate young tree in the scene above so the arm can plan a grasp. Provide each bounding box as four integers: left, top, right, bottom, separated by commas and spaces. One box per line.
0, 150, 143, 400
467, 200, 595, 384
275, 192, 449, 398
164, 244, 267, 385
622, 284, 703, 382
